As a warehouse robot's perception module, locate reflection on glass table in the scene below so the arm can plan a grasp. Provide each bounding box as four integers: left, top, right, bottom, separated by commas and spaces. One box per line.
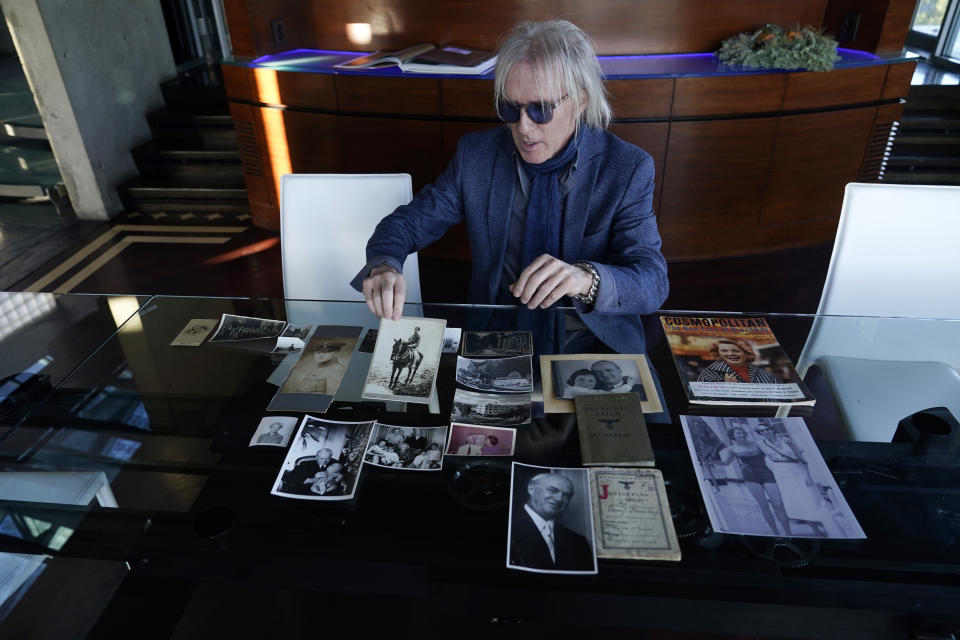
0, 296, 957, 636
0, 293, 151, 445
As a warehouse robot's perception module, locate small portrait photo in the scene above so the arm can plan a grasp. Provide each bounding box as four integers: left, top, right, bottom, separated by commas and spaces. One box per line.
551, 358, 645, 400
456, 355, 533, 393
170, 318, 218, 347
507, 462, 597, 575
364, 424, 448, 471
248, 415, 297, 447
462, 331, 533, 356
445, 423, 516, 457
451, 389, 531, 427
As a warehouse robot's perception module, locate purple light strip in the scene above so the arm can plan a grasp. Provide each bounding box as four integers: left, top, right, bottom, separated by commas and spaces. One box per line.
251, 46, 880, 66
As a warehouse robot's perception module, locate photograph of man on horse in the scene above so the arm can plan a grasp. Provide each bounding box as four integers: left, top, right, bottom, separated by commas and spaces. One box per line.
390, 326, 424, 388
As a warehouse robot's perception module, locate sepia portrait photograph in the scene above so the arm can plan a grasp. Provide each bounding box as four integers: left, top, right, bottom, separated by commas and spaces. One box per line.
445, 423, 516, 456
248, 415, 298, 448
456, 355, 533, 393
680, 415, 865, 538
271, 416, 375, 501
279, 334, 358, 396
170, 318, 217, 346
362, 316, 446, 404
462, 330, 532, 356
507, 462, 597, 575
209, 313, 287, 342
451, 389, 531, 427
363, 423, 448, 471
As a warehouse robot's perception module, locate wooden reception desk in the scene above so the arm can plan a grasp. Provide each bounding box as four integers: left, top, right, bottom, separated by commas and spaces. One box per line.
222, 50, 916, 261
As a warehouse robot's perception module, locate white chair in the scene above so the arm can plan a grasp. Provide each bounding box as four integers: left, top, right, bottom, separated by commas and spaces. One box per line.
794, 183, 960, 441
280, 173, 422, 304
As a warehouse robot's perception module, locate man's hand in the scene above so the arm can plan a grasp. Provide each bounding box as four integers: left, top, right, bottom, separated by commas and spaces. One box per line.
362, 264, 406, 321
509, 254, 593, 309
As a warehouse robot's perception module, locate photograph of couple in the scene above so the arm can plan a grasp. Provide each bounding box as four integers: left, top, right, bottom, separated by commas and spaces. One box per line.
551, 358, 646, 400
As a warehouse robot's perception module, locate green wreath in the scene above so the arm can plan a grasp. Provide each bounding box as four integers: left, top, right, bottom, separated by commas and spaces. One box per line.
716, 24, 840, 72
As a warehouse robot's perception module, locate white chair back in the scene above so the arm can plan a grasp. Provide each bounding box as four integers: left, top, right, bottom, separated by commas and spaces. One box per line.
794, 183, 960, 441
817, 182, 960, 319
280, 173, 421, 303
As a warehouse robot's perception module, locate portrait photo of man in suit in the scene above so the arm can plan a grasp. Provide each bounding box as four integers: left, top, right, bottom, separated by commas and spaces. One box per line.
508, 464, 597, 574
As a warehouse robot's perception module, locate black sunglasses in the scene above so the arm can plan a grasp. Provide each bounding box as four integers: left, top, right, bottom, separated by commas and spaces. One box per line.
497, 95, 568, 124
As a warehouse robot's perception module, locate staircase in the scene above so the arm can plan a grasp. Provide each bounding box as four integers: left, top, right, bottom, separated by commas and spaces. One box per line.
118, 65, 248, 218
884, 84, 960, 186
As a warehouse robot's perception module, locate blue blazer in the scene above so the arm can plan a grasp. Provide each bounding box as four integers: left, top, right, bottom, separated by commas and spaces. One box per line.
362, 126, 669, 354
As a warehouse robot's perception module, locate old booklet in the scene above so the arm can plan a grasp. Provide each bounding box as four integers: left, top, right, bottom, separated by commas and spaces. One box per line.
575, 393, 654, 467
589, 468, 681, 561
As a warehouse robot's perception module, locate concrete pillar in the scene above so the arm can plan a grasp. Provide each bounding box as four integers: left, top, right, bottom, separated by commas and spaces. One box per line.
1, 0, 176, 220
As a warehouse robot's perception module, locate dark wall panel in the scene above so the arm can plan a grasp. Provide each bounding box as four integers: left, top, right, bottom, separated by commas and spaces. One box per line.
760, 107, 876, 226
659, 118, 779, 237
230, 0, 830, 57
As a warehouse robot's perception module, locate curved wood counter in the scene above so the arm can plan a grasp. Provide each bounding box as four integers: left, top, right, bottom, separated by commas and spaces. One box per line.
222, 50, 916, 261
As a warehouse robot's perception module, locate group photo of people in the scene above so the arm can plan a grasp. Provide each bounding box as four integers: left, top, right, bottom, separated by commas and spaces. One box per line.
363, 424, 448, 470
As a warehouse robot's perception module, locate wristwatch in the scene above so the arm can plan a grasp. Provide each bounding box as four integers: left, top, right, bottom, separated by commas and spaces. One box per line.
572, 262, 600, 305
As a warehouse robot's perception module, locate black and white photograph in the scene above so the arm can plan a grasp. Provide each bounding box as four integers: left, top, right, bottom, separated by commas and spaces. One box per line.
680, 415, 866, 539
170, 318, 217, 346
363, 423, 448, 471
248, 415, 297, 447
456, 356, 533, 393
358, 328, 378, 353
463, 330, 532, 356
451, 389, 531, 427
551, 357, 645, 399
540, 354, 662, 415
282, 323, 313, 340
209, 313, 287, 342
271, 416, 375, 500
362, 316, 446, 404
507, 462, 598, 574
442, 327, 463, 353
445, 423, 516, 456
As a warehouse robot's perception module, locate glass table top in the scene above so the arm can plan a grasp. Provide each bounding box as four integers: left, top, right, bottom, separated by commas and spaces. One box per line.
1, 293, 959, 636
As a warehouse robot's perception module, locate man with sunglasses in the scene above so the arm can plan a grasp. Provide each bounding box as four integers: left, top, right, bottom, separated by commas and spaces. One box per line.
351, 19, 668, 355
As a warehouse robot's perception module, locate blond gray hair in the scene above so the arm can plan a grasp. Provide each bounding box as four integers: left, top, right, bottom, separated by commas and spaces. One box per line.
494, 20, 612, 132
